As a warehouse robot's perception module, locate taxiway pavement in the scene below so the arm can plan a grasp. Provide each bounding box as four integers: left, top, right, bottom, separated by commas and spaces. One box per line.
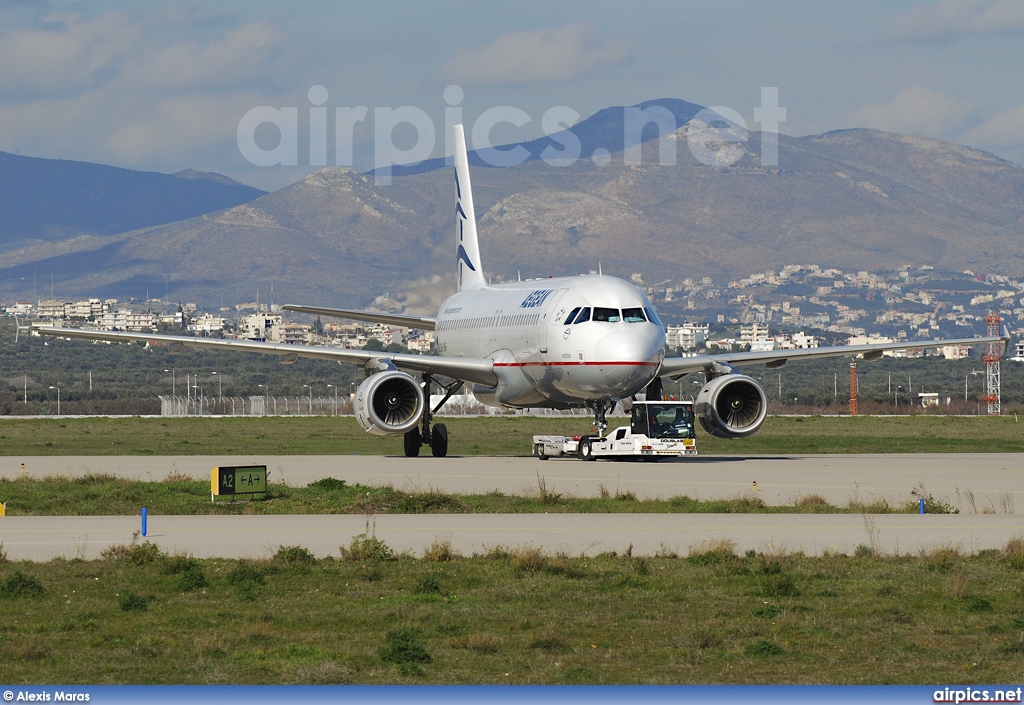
3, 513, 1022, 562
2, 454, 1022, 561
3, 453, 1021, 508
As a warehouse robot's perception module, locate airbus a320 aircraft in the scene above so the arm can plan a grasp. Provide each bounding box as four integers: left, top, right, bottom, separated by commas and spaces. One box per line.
33, 125, 1004, 457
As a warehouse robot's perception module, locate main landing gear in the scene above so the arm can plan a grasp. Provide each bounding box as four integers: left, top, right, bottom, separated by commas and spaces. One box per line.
403, 373, 462, 458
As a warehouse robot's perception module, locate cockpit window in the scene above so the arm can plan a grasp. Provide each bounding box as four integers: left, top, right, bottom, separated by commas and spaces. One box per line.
593, 307, 621, 322
644, 307, 664, 329
573, 307, 591, 324
622, 307, 646, 323
563, 307, 581, 325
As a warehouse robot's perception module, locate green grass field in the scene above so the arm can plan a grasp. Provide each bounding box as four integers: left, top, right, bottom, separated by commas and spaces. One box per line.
1, 413, 1023, 456
3, 540, 1024, 684
2, 413, 1021, 684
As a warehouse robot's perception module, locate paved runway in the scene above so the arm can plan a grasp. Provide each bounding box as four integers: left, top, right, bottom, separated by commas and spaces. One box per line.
2, 454, 1022, 560
3, 513, 1023, 562
3, 453, 1022, 508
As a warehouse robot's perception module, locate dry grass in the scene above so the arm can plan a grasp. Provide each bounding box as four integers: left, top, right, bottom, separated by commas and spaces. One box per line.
510, 544, 547, 572
921, 543, 964, 572
423, 537, 459, 563
535, 474, 562, 505
1002, 536, 1024, 570
687, 538, 737, 565
451, 633, 501, 654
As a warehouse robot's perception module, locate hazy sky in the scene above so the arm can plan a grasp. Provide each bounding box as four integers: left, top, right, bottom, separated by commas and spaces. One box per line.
1, 0, 1023, 191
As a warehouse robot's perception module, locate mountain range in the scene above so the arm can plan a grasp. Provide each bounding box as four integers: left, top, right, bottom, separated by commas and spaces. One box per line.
0, 98, 1022, 312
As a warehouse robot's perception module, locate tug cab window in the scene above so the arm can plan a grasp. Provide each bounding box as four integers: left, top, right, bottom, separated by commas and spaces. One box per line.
630, 404, 695, 439
593, 307, 621, 323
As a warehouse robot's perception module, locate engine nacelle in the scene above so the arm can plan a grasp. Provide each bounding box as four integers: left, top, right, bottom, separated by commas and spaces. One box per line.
353, 371, 424, 436
695, 373, 767, 438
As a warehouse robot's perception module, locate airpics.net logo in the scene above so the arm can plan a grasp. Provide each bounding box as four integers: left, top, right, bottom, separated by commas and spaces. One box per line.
236, 85, 787, 184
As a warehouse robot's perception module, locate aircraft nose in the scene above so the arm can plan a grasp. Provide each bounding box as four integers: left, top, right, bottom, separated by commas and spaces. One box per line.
594, 329, 662, 392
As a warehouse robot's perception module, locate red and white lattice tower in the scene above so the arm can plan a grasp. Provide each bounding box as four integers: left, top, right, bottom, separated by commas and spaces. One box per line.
983, 313, 1001, 416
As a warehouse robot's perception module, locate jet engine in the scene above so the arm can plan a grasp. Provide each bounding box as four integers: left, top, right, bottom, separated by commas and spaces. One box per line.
353, 371, 424, 436
695, 374, 767, 438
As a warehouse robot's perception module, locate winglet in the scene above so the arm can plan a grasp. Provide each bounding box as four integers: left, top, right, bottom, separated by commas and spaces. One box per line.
453, 125, 485, 291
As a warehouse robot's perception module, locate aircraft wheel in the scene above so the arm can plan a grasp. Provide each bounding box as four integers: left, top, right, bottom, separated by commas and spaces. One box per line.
404, 429, 421, 457
580, 438, 596, 461
430, 423, 448, 458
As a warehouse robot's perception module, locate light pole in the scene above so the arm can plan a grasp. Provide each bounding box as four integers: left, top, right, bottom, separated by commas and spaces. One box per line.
259, 383, 270, 416
49, 385, 60, 416
304, 384, 313, 414
327, 384, 337, 415
212, 372, 222, 401
164, 369, 175, 397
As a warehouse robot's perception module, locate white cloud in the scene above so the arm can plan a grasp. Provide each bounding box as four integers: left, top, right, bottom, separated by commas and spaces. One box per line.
0, 12, 288, 169
963, 103, 1024, 149
119, 21, 283, 91
0, 12, 140, 98
103, 91, 284, 164
887, 0, 1024, 41
853, 87, 972, 136
439, 21, 630, 86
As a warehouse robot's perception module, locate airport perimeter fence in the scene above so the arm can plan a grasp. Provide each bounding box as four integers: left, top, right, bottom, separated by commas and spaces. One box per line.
157, 395, 608, 418
159, 395, 346, 417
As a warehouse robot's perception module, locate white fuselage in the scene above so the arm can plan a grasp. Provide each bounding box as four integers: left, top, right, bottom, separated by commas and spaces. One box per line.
434, 274, 665, 408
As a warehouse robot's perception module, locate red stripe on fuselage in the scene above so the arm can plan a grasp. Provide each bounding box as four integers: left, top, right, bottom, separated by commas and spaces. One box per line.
492, 361, 658, 367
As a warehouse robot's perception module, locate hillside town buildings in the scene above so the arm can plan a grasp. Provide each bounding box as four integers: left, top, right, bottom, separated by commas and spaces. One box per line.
2, 262, 1021, 359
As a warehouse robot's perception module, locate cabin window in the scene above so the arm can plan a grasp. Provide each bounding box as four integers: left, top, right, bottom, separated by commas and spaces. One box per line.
573, 307, 591, 324
622, 307, 646, 323
593, 307, 621, 323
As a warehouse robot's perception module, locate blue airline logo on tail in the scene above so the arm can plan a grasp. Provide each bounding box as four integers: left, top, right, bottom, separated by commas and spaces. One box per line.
457, 244, 477, 272
455, 166, 476, 273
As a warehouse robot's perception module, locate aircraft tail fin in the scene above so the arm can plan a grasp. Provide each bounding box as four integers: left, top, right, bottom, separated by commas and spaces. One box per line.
14, 315, 28, 343
453, 124, 485, 291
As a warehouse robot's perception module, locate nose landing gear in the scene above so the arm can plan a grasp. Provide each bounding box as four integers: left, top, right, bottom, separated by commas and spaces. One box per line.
586, 399, 613, 437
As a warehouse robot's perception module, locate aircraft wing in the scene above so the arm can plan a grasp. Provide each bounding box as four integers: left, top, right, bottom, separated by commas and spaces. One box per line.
659, 335, 1006, 378
30, 326, 496, 386
280, 305, 436, 331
